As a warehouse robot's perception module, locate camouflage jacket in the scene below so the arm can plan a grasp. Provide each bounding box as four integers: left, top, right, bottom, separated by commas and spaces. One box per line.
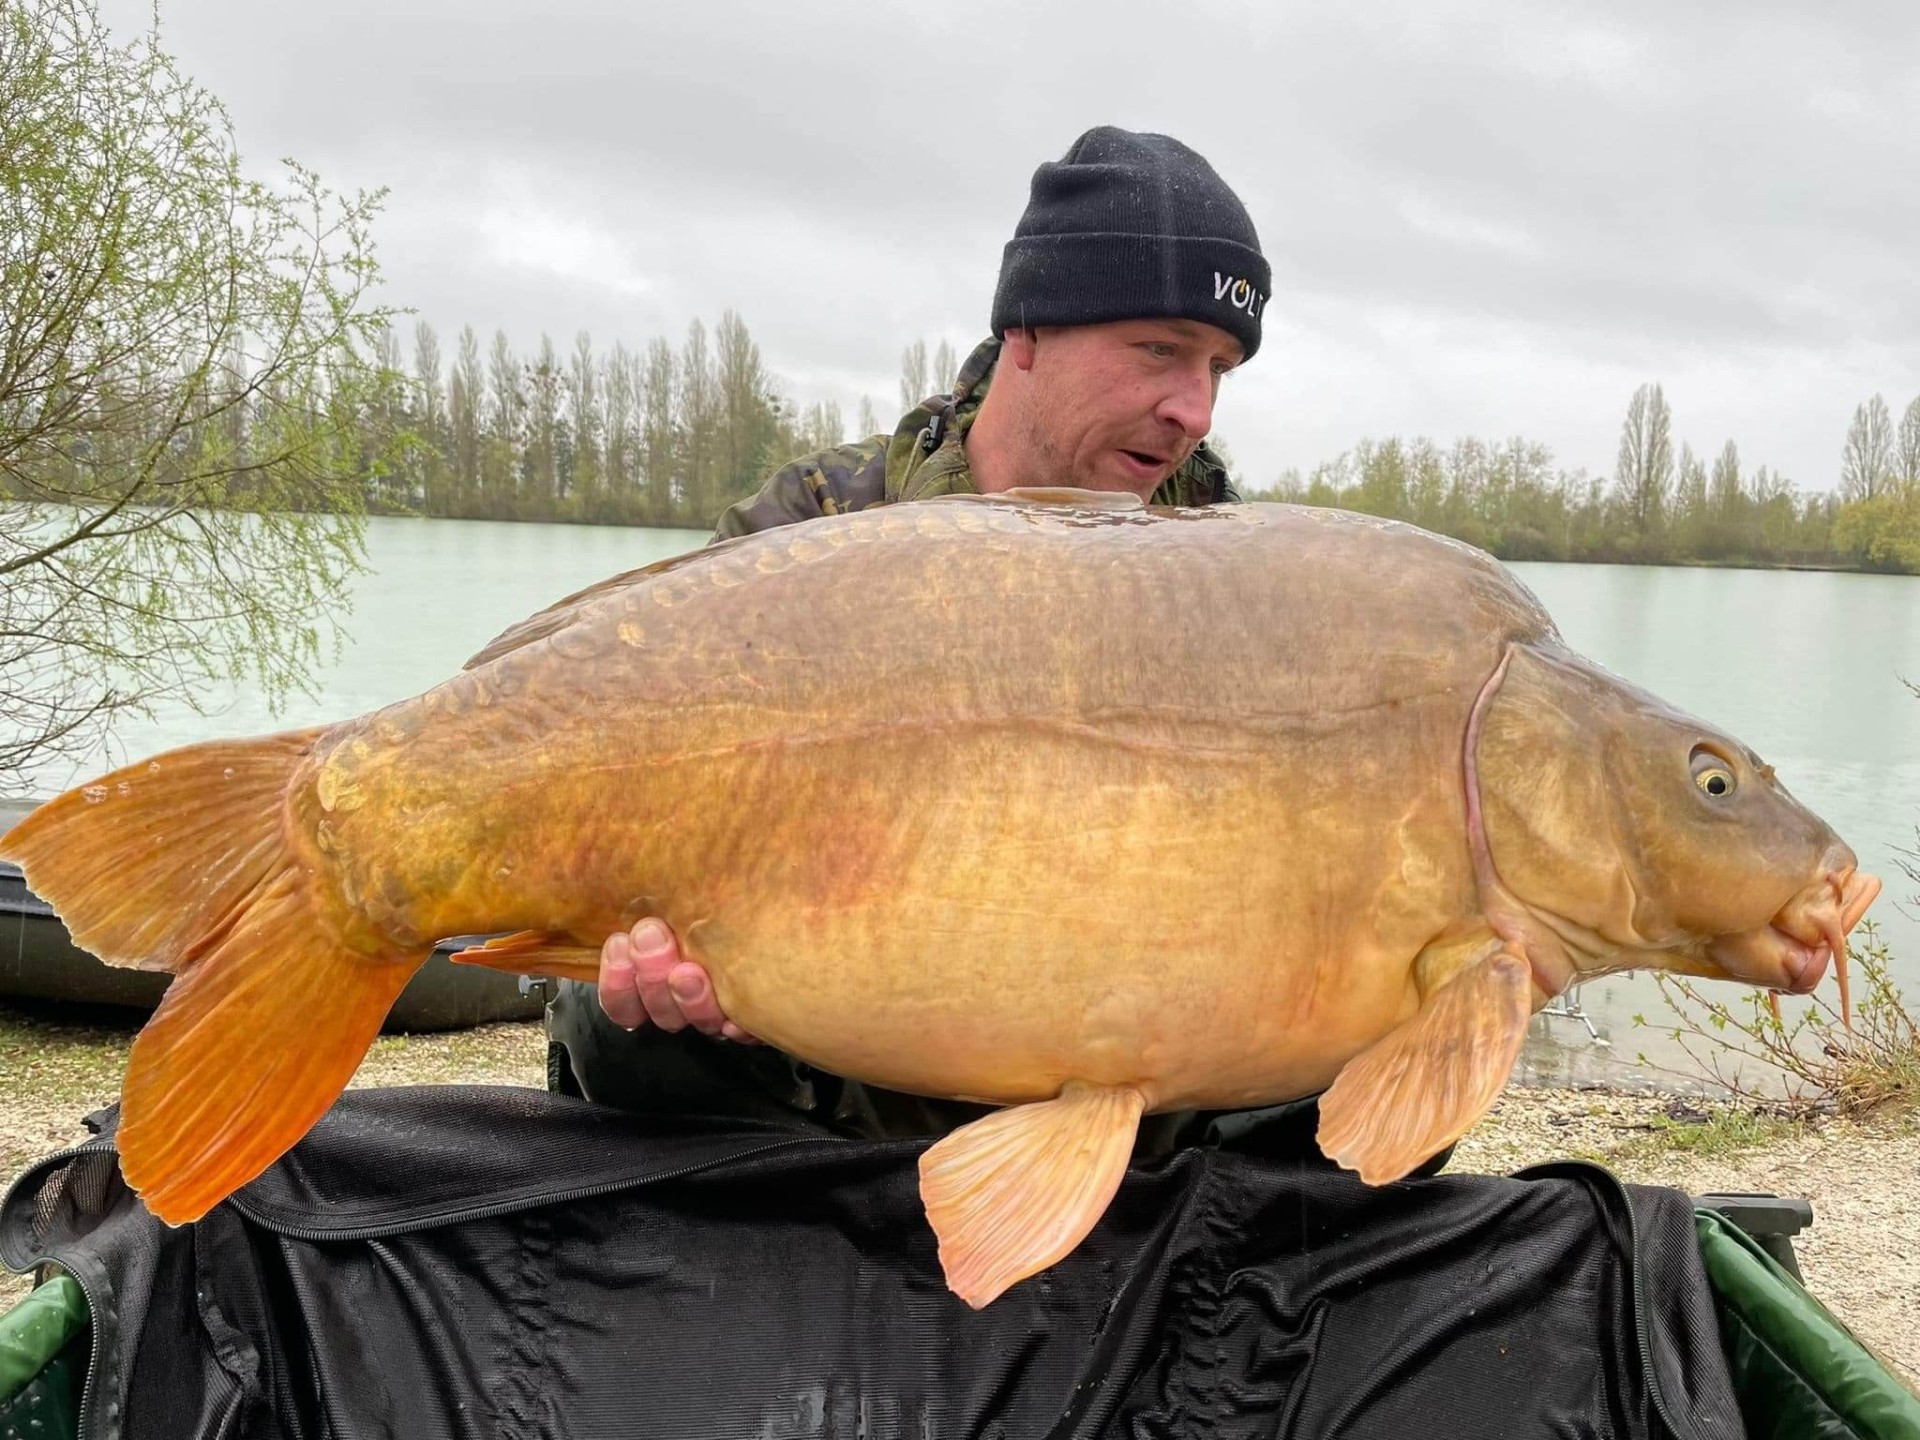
711, 337, 1240, 541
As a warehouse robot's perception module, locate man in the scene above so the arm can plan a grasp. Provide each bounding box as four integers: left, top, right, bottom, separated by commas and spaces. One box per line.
546, 124, 1274, 1153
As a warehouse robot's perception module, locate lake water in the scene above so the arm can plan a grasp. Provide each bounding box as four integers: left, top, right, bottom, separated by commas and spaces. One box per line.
1500, 560, 1920, 1090
10, 515, 1917, 1094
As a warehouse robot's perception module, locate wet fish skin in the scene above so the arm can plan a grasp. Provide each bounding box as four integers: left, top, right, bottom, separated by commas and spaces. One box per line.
0, 492, 1877, 1309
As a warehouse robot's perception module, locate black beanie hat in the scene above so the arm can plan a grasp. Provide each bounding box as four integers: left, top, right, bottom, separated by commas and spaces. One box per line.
990, 126, 1269, 361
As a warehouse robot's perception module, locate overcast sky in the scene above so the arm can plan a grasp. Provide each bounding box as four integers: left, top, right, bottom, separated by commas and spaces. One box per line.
99, 0, 1920, 494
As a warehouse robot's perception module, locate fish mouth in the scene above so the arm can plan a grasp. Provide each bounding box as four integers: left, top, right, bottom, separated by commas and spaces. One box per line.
1706, 861, 1880, 1025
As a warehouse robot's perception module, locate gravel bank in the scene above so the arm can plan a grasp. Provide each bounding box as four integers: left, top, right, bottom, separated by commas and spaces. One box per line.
3, 1008, 1913, 1388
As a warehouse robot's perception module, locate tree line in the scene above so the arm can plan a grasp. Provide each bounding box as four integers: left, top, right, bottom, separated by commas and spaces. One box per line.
22, 260, 1919, 576
362, 314, 817, 529
1250, 384, 1920, 573
349, 320, 975, 531
2, 0, 981, 783
364, 322, 1920, 572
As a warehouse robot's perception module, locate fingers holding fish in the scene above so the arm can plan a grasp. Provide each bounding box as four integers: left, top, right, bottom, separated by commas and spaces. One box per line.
597, 929, 648, 1030
669, 962, 759, 1042
612, 918, 694, 1030
599, 917, 756, 1041
662, 963, 730, 1037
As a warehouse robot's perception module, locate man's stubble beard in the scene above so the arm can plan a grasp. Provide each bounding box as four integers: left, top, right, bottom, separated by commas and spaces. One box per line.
1009, 391, 1075, 489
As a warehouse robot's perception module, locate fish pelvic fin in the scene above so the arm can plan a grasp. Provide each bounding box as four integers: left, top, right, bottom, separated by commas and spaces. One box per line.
449, 930, 604, 984
0, 732, 430, 1225
918, 1081, 1145, 1309
1316, 946, 1533, 1185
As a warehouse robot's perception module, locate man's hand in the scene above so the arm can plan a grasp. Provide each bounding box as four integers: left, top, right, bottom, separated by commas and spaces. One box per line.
598, 919, 758, 1043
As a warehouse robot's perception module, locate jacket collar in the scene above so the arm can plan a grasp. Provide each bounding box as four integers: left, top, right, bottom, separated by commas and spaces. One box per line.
883, 337, 1234, 507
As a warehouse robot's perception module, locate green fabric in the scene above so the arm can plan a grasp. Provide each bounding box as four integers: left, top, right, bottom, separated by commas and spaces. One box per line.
0, 1276, 86, 1407
1696, 1208, 1920, 1439
0, 1351, 78, 1440
0, 1275, 86, 1440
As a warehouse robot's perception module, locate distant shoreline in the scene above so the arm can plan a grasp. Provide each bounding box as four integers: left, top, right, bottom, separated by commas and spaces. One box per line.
12, 495, 1915, 577
354, 503, 1918, 579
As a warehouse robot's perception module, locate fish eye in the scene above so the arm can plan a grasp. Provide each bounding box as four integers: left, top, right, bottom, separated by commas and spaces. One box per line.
1689, 747, 1737, 799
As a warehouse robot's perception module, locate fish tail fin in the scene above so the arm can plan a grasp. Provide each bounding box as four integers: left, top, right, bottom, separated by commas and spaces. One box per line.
0, 732, 427, 1224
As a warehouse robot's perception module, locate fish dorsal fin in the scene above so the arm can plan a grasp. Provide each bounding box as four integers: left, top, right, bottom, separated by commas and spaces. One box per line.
464, 491, 1138, 672
461, 554, 692, 671
1000, 486, 1144, 509
937, 487, 1146, 511
918, 1081, 1146, 1308
1316, 946, 1534, 1183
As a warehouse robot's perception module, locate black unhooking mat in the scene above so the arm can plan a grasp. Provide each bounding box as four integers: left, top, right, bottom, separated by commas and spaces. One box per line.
0, 1085, 1748, 1440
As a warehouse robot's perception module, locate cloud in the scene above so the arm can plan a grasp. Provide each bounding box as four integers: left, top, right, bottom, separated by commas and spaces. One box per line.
101, 0, 1920, 489
476, 177, 658, 299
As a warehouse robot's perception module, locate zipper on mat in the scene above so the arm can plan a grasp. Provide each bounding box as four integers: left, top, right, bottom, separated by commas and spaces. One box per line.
1516, 1159, 1704, 1440
1, 1137, 116, 1440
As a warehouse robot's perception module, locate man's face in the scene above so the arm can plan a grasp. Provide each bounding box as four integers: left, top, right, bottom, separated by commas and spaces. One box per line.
1000, 319, 1244, 499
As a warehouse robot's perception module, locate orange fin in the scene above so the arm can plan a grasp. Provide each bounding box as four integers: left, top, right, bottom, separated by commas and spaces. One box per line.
1317, 948, 1534, 1184
120, 880, 422, 1223
918, 1081, 1145, 1309
0, 729, 324, 969
449, 930, 603, 985
0, 731, 430, 1224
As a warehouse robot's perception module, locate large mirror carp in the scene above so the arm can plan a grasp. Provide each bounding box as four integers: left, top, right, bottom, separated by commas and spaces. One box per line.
1, 492, 1879, 1308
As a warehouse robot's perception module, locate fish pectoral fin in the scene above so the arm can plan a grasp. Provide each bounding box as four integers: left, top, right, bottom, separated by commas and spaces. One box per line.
918, 1081, 1146, 1309
1316, 946, 1534, 1185
448, 930, 603, 984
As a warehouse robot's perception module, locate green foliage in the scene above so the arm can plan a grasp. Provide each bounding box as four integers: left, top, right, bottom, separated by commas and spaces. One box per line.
1631, 1106, 1798, 1162
1830, 495, 1920, 572
1632, 922, 1920, 1120
1251, 382, 1919, 574
1, 0, 400, 782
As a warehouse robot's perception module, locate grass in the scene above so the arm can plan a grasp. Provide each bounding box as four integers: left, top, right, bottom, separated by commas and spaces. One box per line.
0, 1003, 548, 1107
0, 1001, 544, 1192
0, 1004, 131, 1110
1625, 1105, 1802, 1162
351, 1019, 546, 1089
